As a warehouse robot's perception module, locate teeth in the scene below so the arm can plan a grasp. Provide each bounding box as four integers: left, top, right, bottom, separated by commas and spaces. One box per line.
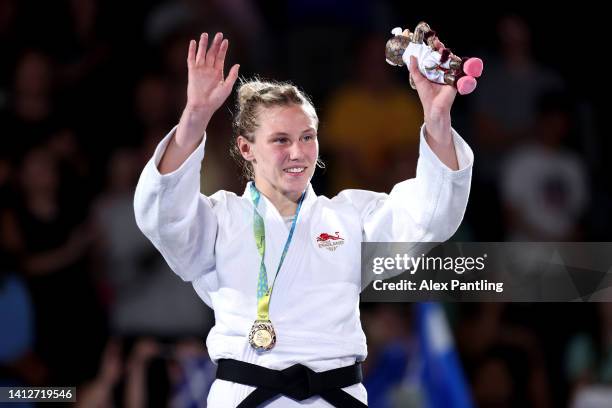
285, 167, 305, 173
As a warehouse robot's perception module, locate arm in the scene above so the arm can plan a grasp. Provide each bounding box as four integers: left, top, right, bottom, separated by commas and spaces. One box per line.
408, 54, 459, 170
134, 32, 239, 282
159, 32, 239, 174
360, 52, 471, 242
342, 126, 472, 245
340, 49, 472, 240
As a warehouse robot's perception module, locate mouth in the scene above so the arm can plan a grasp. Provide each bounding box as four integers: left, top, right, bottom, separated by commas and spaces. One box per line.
283, 167, 306, 175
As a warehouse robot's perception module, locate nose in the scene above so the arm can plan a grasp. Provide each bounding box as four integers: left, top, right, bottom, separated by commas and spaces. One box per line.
288, 141, 306, 161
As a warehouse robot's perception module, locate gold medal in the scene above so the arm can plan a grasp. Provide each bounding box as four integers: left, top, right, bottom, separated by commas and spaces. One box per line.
248, 320, 276, 351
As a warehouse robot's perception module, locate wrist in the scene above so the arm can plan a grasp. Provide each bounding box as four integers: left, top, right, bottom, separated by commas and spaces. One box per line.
183, 104, 213, 128
424, 112, 452, 143
424, 123, 452, 145
175, 106, 211, 148
184, 102, 214, 118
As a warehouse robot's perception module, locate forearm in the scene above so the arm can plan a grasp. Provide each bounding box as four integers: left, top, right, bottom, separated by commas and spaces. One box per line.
158, 106, 212, 174
423, 112, 459, 171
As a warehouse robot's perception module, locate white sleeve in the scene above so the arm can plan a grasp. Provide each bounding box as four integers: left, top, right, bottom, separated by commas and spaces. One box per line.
133, 126, 218, 282
339, 124, 473, 243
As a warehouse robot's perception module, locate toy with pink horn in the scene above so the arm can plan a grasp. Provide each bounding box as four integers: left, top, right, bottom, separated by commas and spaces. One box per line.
385, 22, 484, 95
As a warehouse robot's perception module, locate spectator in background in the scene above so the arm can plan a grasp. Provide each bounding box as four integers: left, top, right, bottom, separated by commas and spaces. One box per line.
566, 303, 612, 406
0, 0, 19, 106
76, 339, 122, 408
1, 50, 59, 153
61, 0, 111, 85
0, 276, 39, 408
322, 33, 423, 194
361, 303, 420, 408
456, 303, 552, 408
77, 337, 215, 408
47, 127, 94, 221
58, 0, 113, 140
0, 153, 12, 208
0, 242, 47, 390
466, 14, 566, 240
472, 14, 565, 158
146, 0, 267, 73
134, 73, 178, 157
0, 146, 106, 385
470, 350, 516, 408
93, 147, 212, 338
0, 151, 47, 390
284, 0, 391, 102
500, 92, 588, 241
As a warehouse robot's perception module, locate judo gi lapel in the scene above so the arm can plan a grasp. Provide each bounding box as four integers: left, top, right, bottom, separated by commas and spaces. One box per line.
262, 184, 317, 315
242, 182, 317, 311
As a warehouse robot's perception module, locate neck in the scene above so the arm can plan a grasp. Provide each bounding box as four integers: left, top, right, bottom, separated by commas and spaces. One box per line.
253, 179, 303, 217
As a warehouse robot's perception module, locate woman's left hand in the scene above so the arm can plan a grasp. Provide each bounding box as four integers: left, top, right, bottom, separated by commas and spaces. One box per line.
408, 55, 459, 170
408, 55, 456, 142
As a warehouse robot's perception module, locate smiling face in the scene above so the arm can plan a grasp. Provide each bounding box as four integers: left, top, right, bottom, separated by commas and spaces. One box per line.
238, 104, 318, 202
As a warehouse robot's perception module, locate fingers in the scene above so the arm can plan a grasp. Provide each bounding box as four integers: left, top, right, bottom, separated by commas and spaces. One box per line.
215, 39, 228, 72
223, 64, 240, 91
187, 39, 196, 68
408, 56, 426, 87
191, 32, 227, 70
195, 33, 208, 65
206, 32, 223, 67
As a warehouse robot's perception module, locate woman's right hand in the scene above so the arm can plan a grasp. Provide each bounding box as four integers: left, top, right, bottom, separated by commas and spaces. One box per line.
177, 32, 240, 146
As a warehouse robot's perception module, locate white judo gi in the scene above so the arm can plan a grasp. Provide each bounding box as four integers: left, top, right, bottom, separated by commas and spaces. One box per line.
133, 124, 473, 407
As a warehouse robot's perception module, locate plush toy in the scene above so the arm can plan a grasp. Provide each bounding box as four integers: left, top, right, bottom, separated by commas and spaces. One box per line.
385, 22, 484, 95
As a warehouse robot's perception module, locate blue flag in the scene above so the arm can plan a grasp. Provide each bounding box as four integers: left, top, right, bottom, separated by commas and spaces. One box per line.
416, 302, 474, 408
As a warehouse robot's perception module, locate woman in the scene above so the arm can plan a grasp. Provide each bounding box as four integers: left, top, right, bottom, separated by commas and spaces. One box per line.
134, 32, 473, 407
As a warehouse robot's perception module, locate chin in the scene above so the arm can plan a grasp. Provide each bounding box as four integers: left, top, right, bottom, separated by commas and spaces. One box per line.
281, 178, 309, 195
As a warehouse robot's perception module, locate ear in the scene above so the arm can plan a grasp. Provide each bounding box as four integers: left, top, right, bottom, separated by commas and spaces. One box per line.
237, 135, 255, 162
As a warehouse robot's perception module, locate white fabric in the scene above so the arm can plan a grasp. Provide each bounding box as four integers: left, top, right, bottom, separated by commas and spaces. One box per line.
403, 42, 452, 84
133, 124, 473, 407
282, 215, 295, 230
391, 27, 403, 36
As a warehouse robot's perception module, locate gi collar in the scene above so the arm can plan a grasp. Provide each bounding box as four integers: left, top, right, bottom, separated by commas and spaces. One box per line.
242, 181, 317, 218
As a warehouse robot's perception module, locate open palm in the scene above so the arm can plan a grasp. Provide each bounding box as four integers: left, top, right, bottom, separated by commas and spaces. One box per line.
186, 32, 240, 116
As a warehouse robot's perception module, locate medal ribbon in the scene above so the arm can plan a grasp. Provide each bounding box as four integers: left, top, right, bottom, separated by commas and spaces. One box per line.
250, 183, 305, 321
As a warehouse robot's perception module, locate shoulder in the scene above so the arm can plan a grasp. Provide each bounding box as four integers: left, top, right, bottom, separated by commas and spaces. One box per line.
206, 189, 253, 219
328, 189, 387, 214
207, 190, 244, 208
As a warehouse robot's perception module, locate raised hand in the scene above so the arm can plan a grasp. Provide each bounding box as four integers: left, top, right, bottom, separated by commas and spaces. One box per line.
186, 32, 240, 119
159, 32, 239, 174
408, 55, 457, 134
408, 55, 459, 170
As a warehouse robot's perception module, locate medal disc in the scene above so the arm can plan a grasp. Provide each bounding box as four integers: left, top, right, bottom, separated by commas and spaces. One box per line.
248, 320, 277, 351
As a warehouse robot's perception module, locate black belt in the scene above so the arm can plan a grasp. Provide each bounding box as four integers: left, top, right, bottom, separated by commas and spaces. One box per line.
216, 359, 367, 407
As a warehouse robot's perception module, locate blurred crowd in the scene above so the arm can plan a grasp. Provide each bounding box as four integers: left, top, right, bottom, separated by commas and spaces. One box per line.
0, 0, 610, 407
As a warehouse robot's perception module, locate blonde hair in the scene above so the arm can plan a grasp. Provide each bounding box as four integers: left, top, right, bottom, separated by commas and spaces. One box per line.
231, 78, 319, 180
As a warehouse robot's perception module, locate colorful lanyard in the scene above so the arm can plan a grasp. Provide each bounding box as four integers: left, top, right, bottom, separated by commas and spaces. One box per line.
250, 183, 305, 321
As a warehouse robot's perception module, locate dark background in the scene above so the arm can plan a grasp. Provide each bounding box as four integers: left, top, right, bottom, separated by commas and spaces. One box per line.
0, 1, 610, 407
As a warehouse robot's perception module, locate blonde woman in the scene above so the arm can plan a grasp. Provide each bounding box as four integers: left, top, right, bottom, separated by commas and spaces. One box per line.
135, 32, 473, 407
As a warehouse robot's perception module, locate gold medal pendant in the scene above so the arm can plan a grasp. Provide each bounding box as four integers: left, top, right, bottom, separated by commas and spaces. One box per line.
248, 320, 276, 351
